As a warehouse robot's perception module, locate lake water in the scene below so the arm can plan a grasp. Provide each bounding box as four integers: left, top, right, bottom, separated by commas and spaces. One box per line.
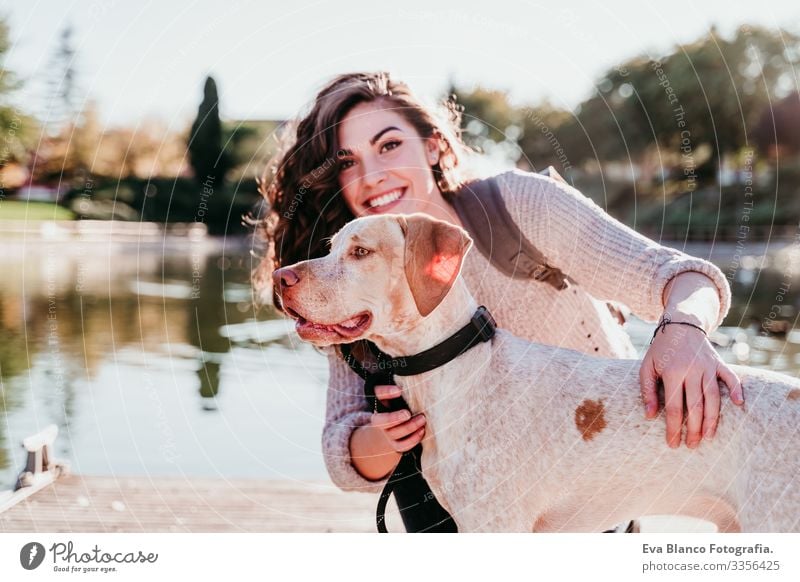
0, 230, 330, 490
1, 228, 798, 490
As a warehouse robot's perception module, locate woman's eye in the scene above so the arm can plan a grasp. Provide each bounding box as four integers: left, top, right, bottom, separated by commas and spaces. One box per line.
352, 247, 371, 258
381, 140, 401, 153
339, 159, 355, 171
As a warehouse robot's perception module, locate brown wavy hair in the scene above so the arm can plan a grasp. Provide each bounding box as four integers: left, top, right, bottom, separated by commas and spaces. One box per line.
250, 71, 478, 309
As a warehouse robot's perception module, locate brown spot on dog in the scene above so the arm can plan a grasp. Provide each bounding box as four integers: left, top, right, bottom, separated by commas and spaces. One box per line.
575, 399, 607, 441
788, 389, 800, 401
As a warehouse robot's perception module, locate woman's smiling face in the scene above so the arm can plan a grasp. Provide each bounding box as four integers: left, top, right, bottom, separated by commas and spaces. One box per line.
336, 100, 442, 217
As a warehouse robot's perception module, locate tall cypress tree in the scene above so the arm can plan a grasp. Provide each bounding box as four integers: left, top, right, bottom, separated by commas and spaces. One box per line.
188, 76, 230, 183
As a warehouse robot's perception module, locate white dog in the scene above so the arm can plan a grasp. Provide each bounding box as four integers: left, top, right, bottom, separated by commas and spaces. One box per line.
273, 213, 800, 532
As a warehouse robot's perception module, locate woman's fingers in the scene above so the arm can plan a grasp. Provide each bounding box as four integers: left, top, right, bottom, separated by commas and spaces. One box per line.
684, 371, 705, 449
386, 414, 426, 442
371, 385, 424, 452
370, 410, 426, 452
638, 355, 659, 419
374, 384, 403, 407
394, 426, 426, 453
701, 370, 721, 440
371, 409, 411, 430
662, 373, 684, 448
718, 364, 745, 405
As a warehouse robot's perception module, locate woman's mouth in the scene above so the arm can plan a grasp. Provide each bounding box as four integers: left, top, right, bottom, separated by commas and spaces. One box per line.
364, 187, 406, 213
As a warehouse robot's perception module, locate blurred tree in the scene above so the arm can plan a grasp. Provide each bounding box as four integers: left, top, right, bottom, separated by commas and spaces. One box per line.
93, 117, 188, 179
43, 25, 80, 131
32, 101, 102, 182
188, 76, 231, 183
754, 91, 800, 156
222, 119, 284, 182
27, 24, 93, 184
446, 83, 523, 163
0, 18, 39, 182
561, 68, 652, 167
0, 19, 18, 98
576, 26, 800, 182
517, 101, 575, 173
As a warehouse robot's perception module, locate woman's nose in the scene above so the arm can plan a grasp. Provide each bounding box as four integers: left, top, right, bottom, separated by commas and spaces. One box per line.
272, 267, 299, 290
363, 168, 387, 187
361, 158, 387, 188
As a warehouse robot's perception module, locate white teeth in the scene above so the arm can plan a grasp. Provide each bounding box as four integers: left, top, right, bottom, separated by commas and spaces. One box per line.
306, 315, 363, 331
338, 315, 362, 329
367, 188, 404, 208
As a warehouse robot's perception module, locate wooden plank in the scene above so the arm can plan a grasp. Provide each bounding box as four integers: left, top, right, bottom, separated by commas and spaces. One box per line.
0, 472, 58, 514
0, 475, 401, 533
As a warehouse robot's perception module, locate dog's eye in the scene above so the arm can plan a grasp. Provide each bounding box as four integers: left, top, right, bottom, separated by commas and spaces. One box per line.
352, 247, 371, 258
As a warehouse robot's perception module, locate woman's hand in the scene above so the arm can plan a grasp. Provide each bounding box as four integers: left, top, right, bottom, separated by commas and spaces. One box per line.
370, 385, 427, 452
349, 385, 426, 481
640, 321, 744, 448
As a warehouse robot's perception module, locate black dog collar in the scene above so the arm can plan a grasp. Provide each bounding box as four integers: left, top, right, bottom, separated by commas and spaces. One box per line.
341, 305, 497, 380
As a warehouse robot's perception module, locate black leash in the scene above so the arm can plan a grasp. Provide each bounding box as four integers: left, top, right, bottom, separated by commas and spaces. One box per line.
340, 306, 497, 533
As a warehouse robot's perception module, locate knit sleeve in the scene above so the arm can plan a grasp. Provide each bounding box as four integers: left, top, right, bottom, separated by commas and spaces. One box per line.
495, 169, 731, 330
321, 350, 389, 493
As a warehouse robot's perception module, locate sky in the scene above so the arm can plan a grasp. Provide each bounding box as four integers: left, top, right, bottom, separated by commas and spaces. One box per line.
4, 0, 800, 129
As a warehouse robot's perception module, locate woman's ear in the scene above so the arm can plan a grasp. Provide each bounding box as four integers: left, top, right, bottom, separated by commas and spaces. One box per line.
426, 136, 441, 166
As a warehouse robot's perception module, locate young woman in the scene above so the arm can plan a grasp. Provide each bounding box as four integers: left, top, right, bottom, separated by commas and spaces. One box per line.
255, 71, 744, 531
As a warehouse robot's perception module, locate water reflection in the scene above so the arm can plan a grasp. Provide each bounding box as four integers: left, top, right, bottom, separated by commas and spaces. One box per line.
0, 234, 330, 489
186, 254, 230, 407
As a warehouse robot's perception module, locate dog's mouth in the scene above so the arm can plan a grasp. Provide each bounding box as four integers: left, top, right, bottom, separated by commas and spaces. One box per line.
285, 307, 372, 341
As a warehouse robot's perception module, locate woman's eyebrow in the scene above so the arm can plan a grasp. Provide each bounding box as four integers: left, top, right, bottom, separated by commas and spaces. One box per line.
339, 126, 403, 156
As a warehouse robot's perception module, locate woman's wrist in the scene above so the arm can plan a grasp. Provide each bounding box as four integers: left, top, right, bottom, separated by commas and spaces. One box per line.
661, 272, 719, 333
660, 310, 707, 332
651, 312, 709, 345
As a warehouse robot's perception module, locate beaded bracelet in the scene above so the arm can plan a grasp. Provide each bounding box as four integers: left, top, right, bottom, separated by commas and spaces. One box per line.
649, 314, 707, 345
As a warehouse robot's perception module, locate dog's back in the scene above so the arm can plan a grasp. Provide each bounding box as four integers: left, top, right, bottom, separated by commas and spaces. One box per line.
453, 330, 800, 531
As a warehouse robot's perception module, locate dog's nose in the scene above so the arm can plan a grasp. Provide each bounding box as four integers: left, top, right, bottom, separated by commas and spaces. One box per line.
272, 267, 300, 290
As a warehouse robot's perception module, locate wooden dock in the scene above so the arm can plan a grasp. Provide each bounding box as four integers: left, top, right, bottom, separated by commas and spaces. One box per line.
0, 426, 714, 533
0, 475, 400, 533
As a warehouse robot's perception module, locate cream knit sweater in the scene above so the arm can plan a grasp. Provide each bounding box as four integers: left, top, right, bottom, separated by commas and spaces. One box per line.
321, 169, 731, 493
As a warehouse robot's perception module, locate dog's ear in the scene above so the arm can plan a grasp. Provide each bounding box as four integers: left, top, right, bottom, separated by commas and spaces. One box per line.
397, 214, 472, 317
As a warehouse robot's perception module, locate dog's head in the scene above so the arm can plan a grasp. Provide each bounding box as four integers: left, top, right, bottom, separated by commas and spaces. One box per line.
272, 213, 472, 348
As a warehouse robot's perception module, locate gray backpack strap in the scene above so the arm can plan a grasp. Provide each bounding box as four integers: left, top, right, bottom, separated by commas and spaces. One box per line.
451, 168, 576, 291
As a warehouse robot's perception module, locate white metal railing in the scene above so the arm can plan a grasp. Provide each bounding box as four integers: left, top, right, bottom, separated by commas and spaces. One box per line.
0, 424, 70, 514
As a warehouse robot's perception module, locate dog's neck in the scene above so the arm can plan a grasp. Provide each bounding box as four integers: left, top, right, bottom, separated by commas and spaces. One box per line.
366, 279, 489, 417
370, 278, 479, 358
